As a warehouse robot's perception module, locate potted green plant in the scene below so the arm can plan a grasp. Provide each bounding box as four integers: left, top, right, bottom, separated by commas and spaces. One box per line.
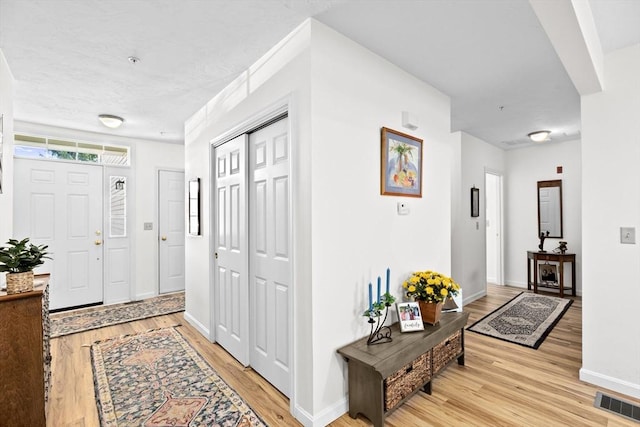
0, 238, 50, 294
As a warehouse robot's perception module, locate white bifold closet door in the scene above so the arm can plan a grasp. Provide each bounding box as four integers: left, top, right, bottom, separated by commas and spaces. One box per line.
213, 116, 291, 397
248, 117, 291, 397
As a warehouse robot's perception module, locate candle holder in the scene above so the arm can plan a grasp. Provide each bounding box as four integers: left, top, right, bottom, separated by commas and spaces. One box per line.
363, 293, 396, 345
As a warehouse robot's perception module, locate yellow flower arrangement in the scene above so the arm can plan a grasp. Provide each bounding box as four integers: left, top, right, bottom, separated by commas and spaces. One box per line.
403, 270, 460, 303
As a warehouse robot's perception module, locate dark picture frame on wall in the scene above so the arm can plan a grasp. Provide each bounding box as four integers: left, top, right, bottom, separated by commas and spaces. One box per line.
380, 127, 423, 197
471, 187, 479, 217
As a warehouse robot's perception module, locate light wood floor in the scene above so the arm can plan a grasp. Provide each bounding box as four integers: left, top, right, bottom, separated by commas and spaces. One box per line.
47, 285, 640, 426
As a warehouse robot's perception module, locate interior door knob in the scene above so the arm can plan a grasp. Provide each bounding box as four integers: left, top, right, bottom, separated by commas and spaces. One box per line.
161, 236, 167, 241
94, 240, 102, 245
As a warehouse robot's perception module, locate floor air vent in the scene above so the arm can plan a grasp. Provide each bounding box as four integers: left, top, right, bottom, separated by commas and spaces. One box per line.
594, 391, 640, 423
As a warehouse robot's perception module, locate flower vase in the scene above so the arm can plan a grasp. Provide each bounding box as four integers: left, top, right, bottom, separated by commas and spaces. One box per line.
418, 301, 443, 325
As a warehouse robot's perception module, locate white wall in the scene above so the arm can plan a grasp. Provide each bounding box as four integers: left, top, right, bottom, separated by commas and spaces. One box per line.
452, 132, 505, 303
0, 50, 15, 289
504, 139, 582, 293
311, 21, 456, 420
580, 45, 640, 398
184, 18, 313, 419
185, 19, 457, 426
133, 140, 184, 299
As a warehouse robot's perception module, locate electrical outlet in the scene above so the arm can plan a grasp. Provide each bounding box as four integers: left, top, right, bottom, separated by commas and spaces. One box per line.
620, 227, 636, 244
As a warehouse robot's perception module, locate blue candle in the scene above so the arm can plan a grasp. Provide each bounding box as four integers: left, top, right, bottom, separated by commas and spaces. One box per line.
368, 283, 373, 311
386, 268, 390, 295
377, 276, 381, 303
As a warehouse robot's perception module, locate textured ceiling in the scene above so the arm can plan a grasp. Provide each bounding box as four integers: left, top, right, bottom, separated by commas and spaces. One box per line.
0, 0, 639, 148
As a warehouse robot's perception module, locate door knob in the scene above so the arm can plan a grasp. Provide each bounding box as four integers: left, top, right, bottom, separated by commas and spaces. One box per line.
161, 236, 167, 241
94, 240, 102, 245
96, 230, 101, 236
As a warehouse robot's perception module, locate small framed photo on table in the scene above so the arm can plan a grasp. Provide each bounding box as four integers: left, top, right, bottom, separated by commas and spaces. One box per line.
396, 302, 424, 332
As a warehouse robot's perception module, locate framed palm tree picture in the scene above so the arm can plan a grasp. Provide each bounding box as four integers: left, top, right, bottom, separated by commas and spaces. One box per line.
380, 127, 423, 197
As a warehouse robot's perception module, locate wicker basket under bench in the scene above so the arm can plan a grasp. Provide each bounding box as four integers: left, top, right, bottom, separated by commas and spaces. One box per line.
337, 311, 469, 427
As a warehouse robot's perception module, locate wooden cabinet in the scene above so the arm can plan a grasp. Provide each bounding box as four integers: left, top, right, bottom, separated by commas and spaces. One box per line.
337, 312, 469, 427
0, 276, 51, 427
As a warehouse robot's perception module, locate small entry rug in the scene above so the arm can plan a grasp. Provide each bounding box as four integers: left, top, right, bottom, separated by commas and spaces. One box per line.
51, 292, 184, 338
91, 327, 266, 427
467, 292, 573, 349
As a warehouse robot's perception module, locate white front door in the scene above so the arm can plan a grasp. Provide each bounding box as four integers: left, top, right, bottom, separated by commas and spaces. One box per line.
249, 117, 291, 397
158, 170, 185, 294
213, 135, 249, 366
14, 159, 103, 310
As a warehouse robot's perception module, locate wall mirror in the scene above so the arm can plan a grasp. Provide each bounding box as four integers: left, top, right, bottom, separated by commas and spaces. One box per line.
537, 179, 563, 238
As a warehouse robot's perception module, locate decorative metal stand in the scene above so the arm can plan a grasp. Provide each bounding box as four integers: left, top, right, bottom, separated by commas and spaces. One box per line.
367, 302, 393, 345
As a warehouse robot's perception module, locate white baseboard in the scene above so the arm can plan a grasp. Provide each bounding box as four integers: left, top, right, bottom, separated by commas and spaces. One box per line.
463, 288, 487, 305
580, 368, 640, 399
183, 310, 211, 341
293, 398, 348, 427
135, 291, 157, 301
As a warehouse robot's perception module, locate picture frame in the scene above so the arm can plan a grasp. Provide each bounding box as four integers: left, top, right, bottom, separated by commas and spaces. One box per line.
381, 127, 423, 197
396, 302, 424, 332
471, 187, 479, 217
188, 178, 200, 236
539, 263, 558, 285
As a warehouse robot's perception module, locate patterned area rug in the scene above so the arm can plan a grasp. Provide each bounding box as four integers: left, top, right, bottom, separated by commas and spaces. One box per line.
91, 327, 266, 427
51, 292, 184, 338
467, 292, 573, 349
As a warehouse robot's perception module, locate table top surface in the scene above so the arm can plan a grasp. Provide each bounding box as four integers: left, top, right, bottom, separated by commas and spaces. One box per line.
527, 251, 575, 257
337, 311, 469, 378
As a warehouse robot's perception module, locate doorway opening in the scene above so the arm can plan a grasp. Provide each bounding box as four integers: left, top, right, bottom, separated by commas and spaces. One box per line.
485, 170, 503, 286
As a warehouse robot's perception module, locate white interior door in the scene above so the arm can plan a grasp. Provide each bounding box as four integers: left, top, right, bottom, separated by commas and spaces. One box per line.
158, 170, 185, 294
485, 171, 503, 286
249, 117, 291, 397
214, 135, 249, 366
14, 159, 103, 310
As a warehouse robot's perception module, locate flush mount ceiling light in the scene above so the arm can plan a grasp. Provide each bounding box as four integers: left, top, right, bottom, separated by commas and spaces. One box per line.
528, 130, 551, 142
98, 114, 124, 129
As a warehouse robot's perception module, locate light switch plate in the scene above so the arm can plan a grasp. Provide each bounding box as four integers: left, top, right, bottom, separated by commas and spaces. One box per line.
144, 222, 153, 231
620, 227, 635, 244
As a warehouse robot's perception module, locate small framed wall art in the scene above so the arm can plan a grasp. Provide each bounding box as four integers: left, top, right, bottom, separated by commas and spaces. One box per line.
471, 187, 480, 217
381, 127, 423, 197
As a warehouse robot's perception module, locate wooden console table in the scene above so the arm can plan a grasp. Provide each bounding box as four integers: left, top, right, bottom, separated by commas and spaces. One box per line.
527, 251, 576, 298
337, 311, 469, 427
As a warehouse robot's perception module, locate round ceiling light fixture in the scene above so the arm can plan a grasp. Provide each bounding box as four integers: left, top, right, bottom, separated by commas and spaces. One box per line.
98, 114, 124, 129
528, 130, 551, 142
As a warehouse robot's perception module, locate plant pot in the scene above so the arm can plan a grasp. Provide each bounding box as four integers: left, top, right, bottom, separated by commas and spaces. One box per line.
418, 300, 443, 325
6, 271, 34, 294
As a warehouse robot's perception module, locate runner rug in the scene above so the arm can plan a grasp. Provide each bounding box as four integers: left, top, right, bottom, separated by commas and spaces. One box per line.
51, 292, 184, 338
466, 292, 573, 349
91, 327, 266, 427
